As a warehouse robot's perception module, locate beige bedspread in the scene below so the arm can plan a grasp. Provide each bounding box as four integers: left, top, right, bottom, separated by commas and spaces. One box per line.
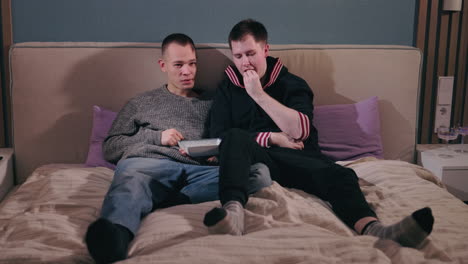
0, 159, 467, 263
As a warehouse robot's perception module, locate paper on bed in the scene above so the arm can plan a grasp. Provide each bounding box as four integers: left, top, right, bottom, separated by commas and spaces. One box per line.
178, 138, 221, 157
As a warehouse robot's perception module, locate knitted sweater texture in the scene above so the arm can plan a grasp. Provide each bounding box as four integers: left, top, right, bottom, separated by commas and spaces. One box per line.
103, 85, 212, 165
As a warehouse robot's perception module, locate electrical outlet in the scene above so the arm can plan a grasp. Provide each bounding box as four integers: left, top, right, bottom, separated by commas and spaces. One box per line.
434, 76, 454, 132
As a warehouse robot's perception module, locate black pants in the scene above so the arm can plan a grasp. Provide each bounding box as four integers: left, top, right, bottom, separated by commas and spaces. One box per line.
218, 128, 376, 228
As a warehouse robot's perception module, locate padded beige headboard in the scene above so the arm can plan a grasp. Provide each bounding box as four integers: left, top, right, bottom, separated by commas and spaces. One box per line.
10, 42, 421, 184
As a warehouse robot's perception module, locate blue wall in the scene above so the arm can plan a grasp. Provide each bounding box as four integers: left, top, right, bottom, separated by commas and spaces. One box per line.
12, 0, 417, 45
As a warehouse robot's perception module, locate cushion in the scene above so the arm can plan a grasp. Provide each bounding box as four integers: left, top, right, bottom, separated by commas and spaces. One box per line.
86, 97, 383, 168
313, 96, 383, 161
85, 106, 117, 169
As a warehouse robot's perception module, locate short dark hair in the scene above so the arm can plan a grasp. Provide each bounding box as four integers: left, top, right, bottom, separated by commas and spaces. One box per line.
228, 19, 268, 48
161, 33, 196, 56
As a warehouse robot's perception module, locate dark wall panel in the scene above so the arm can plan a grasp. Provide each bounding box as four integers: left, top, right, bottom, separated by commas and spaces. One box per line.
11, 0, 416, 45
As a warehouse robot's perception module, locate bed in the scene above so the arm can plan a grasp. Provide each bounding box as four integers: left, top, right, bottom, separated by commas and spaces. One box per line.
1, 42, 467, 263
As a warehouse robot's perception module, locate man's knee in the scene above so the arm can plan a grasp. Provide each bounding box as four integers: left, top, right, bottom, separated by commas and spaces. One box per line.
115, 158, 147, 174
322, 165, 359, 191
113, 158, 158, 188
248, 163, 272, 194
333, 166, 358, 181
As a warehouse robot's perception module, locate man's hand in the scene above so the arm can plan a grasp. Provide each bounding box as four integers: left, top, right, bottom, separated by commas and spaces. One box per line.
179, 148, 189, 156
161, 128, 184, 146
206, 156, 218, 164
243, 70, 264, 99
269, 132, 304, 150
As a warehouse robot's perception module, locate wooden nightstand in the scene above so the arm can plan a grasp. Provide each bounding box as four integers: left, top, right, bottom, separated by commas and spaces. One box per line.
417, 144, 468, 202
0, 148, 14, 202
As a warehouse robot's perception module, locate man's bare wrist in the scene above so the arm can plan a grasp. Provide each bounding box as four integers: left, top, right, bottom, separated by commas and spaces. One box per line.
269, 132, 277, 146
249, 89, 267, 102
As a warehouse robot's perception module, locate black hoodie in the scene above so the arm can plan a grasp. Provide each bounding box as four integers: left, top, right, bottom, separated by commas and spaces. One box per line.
210, 56, 321, 154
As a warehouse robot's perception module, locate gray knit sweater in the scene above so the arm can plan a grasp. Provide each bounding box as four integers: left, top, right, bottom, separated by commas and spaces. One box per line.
103, 85, 213, 165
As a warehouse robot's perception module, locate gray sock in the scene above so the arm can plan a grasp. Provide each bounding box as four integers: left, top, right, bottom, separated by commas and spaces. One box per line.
204, 201, 244, 236
362, 210, 433, 248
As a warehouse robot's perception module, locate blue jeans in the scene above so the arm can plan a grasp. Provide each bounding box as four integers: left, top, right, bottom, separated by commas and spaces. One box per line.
100, 158, 271, 234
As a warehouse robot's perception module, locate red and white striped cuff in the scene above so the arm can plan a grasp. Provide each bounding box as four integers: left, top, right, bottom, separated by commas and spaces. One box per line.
255, 132, 272, 148
298, 112, 310, 141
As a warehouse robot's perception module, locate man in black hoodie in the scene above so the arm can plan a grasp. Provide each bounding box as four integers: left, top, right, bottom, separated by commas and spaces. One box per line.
203, 19, 434, 249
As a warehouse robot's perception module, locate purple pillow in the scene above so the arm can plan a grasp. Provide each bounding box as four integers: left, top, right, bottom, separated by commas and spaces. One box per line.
313, 96, 383, 161
85, 106, 117, 169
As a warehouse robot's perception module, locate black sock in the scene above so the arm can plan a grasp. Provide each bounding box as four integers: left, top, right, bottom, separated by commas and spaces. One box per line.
85, 218, 133, 263
203, 207, 227, 227
412, 207, 434, 234
203, 201, 244, 235
362, 207, 434, 248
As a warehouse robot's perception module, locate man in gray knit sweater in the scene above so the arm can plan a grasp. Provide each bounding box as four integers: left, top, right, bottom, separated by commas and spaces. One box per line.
85, 33, 271, 264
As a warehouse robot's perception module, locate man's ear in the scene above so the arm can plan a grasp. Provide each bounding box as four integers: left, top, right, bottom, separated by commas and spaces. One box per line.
264, 43, 270, 57
158, 58, 166, 72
